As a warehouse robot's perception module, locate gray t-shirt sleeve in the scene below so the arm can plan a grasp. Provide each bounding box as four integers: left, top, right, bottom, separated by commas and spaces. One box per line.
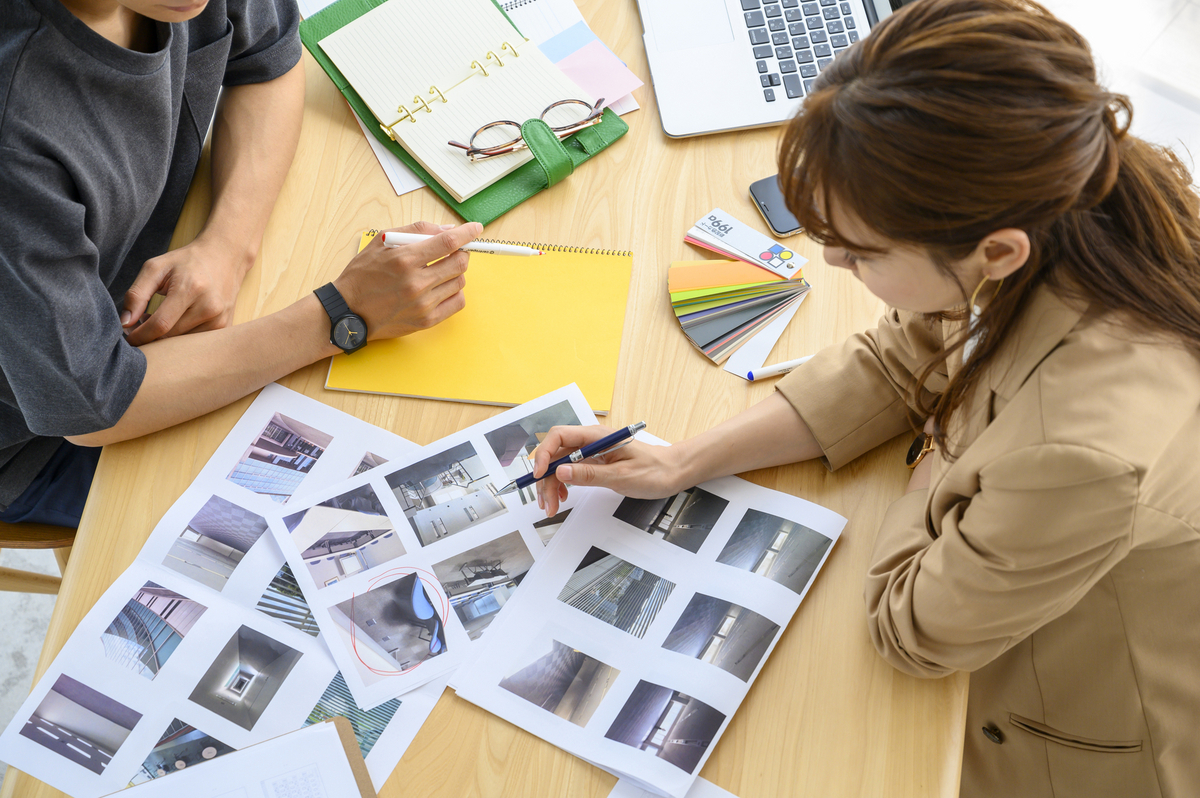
0, 147, 147, 438
223, 0, 302, 87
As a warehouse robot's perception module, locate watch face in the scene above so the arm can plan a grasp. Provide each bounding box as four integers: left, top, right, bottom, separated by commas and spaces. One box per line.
332, 316, 367, 351
906, 433, 930, 467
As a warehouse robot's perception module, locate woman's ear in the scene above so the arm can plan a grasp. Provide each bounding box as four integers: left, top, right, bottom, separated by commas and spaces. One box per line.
974, 228, 1031, 280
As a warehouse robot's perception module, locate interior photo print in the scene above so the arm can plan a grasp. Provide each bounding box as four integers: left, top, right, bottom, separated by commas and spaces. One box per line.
19, 674, 142, 776
557, 547, 676, 639
384, 442, 507, 546
283, 484, 405, 589
100, 582, 208, 681
256, 564, 320, 638
532, 509, 571, 547
433, 530, 536, 640
603, 681, 726, 775
660, 593, 780, 682
498, 638, 620, 728
227, 413, 334, 503
352, 452, 389, 477
329, 572, 448, 672
716, 509, 833, 594
304, 671, 401, 759
483, 400, 582, 506
612, 487, 730, 554
160, 495, 270, 592
128, 719, 234, 784
187, 625, 303, 732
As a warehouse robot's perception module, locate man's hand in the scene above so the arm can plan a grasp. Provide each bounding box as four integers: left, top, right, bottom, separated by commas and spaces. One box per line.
122, 238, 251, 345
334, 221, 482, 339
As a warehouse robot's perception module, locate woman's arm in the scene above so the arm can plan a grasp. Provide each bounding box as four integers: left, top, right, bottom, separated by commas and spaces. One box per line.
867, 444, 1137, 677
533, 392, 826, 515
122, 61, 306, 344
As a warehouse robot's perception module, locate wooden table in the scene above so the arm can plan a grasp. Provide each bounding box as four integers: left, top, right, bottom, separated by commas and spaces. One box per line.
2, 1, 967, 795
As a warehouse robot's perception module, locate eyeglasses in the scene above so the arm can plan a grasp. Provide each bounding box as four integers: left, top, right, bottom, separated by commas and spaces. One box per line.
448, 98, 605, 161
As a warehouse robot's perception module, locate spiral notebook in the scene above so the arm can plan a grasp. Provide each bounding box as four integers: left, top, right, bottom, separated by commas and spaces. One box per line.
324, 231, 633, 412
318, 0, 592, 202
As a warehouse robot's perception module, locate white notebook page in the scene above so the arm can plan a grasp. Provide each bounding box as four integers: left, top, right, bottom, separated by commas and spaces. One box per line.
319, 0, 592, 201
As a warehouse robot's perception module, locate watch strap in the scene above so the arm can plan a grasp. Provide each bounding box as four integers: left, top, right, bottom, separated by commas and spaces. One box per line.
314, 282, 351, 321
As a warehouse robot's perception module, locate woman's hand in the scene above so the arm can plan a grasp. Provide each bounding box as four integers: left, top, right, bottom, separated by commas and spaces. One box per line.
532, 425, 692, 517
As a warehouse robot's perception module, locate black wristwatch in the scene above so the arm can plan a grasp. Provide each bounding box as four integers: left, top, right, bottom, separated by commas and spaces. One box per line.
314, 282, 368, 354
905, 432, 935, 469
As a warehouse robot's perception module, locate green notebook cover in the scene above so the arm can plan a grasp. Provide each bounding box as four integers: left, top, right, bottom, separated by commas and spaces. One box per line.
299, 0, 629, 225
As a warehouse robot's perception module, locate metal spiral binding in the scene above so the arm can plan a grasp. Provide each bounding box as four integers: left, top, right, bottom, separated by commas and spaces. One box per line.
501, 0, 540, 10
364, 231, 629, 257
478, 238, 632, 257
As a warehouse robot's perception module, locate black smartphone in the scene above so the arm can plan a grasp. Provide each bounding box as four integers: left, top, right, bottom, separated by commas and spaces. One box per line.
749, 175, 802, 238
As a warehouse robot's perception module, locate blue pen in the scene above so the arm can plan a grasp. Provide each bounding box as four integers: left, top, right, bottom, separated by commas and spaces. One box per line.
496, 422, 647, 496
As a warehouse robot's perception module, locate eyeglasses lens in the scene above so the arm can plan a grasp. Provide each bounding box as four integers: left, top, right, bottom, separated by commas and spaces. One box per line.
471, 121, 522, 153
542, 100, 594, 131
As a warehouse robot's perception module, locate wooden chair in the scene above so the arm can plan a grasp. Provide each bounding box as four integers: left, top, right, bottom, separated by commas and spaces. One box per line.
0, 521, 75, 594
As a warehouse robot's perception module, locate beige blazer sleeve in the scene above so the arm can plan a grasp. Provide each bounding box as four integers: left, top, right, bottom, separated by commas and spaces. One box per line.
776, 307, 948, 470
865, 444, 1138, 678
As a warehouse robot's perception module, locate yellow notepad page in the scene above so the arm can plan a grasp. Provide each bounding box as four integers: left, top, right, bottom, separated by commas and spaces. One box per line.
325, 235, 632, 412
318, 0, 591, 202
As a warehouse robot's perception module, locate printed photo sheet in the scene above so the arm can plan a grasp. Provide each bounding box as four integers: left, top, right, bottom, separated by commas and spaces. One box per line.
120, 719, 368, 798
451, 469, 846, 798
0, 384, 442, 798
262, 384, 600, 709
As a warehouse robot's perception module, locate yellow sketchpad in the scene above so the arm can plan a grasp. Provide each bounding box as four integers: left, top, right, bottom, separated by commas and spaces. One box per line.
324, 232, 632, 412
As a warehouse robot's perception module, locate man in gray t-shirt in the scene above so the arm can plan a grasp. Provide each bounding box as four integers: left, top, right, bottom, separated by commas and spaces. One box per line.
0, 0, 478, 523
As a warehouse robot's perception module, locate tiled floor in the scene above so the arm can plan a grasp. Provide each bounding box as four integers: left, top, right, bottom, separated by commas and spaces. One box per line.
0, 548, 59, 786
1, 0, 1198, 791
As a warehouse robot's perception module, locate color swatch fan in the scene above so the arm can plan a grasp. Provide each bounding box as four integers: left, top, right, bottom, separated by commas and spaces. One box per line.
669, 260, 810, 364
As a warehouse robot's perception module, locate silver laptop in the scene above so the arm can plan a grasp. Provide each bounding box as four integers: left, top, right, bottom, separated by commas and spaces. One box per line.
635, 0, 895, 137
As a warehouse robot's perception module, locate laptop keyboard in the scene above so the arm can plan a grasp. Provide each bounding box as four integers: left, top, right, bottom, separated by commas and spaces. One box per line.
742, 0, 860, 102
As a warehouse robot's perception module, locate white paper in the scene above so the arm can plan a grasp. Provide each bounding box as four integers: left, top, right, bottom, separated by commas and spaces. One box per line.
503, 0, 585, 41
352, 112, 426, 197
721, 292, 809, 380
117, 721, 363, 798
263, 385, 600, 710
451, 456, 846, 798
505, 0, 643, 114
0, 386, 438, 798
609, 776, 740, 798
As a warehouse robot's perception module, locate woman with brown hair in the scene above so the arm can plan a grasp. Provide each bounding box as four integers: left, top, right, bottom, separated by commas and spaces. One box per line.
534, 0, 1200, 794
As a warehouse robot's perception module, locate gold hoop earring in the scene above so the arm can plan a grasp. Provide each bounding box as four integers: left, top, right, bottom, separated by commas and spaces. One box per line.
969, 275, 1003, 315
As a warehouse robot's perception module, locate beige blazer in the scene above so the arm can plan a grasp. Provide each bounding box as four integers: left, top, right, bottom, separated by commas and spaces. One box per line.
778, 286, 1200, 797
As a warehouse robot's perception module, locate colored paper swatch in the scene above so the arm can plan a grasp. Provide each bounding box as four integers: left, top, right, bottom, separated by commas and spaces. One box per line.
669, 261, 809, 364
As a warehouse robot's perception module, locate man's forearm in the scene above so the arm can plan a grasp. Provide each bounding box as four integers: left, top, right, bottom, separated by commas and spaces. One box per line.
198, 61, 305, 271
66, 295, 337, 447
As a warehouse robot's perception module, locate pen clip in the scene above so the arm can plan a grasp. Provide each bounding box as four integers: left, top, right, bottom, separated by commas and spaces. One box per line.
586, 438, 635, 460
567, 422, 646, 462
